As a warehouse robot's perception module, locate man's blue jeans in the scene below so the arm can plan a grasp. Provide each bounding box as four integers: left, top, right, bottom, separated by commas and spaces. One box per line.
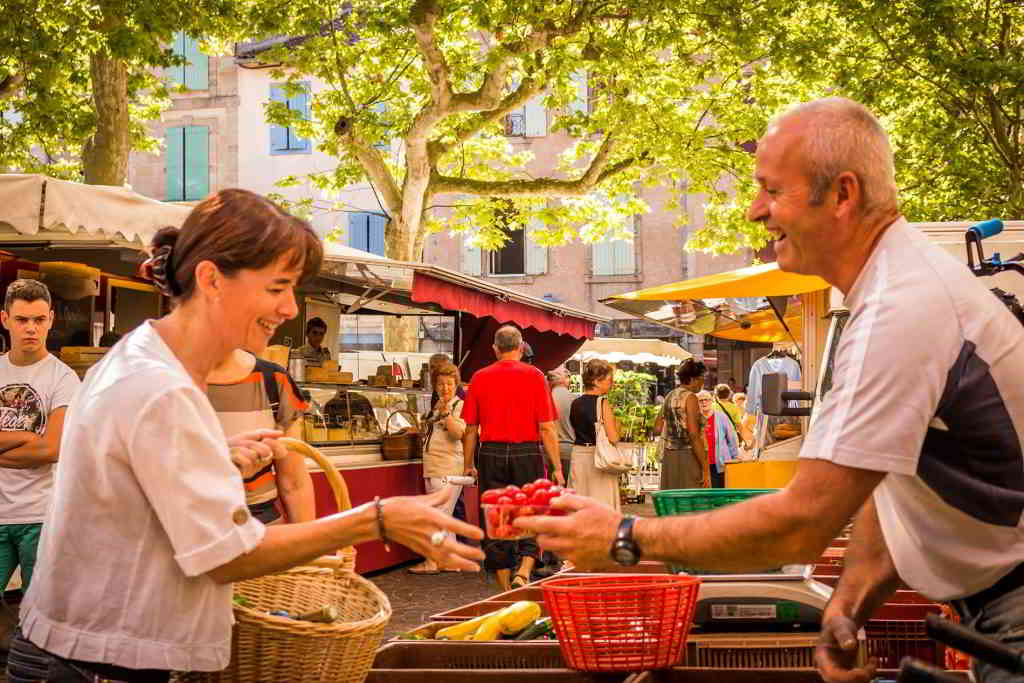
955, 584, 1024, 682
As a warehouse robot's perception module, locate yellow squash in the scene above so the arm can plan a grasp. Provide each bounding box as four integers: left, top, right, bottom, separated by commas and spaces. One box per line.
434, 608, 505, 640
499, 601, 543, 635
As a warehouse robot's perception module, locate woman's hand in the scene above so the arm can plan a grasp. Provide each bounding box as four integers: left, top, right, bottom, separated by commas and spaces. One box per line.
379, 488, 485, 572
227, 429, 285, 478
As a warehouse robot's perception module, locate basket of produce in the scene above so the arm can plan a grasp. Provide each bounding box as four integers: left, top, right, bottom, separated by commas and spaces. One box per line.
652, 488, 776, 516
542, 574, 701, 672
177, 568, 391, 682
382, 410, 422, 460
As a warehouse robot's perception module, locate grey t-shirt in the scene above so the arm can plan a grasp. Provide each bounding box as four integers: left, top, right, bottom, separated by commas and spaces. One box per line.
0, 353, 80, 523
802, 218, 1024, 601
551, 385, 577, 446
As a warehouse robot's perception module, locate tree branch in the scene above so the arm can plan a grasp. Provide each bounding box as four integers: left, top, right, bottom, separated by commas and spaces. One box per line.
339, 138, 403, 215
432, 135, 644, 197
0, 72, 24, 100
409, 0, 454, 109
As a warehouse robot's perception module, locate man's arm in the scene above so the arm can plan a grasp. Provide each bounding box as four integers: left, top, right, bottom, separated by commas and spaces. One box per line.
275, 420, 316, 523
0, 432, 38, 455
539, 421, 565, 485
0, 408, 67, 468
816, 496, 902, 682
462, 424, 479, 477
518, 458, 884, 572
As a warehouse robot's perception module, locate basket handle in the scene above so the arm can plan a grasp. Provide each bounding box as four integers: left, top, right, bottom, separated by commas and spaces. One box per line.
385, 409, 420, 435
280, 437, 352, 511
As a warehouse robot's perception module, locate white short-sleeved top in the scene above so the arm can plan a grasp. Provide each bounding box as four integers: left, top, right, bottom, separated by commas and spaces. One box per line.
20, 321, 266, 672
0, 353, 80, 523
802, 218, 1024, 601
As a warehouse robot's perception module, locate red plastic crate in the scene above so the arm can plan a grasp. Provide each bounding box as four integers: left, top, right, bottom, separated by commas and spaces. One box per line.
864, 603, 944, 669
543, 574, 701, 672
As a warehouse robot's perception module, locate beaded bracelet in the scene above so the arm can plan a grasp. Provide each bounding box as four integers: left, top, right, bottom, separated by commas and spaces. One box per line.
373, 495, 391, 551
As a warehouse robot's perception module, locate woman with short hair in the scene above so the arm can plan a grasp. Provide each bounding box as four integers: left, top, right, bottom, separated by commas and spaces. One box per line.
8, 189, 482, 683
568, 359, 622, 511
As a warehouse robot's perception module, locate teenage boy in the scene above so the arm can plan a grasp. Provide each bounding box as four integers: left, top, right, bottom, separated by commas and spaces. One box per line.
0, 279, 80, 593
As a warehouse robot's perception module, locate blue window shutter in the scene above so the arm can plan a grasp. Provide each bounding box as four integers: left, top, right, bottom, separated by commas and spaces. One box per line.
348, 213, 369, 251
289, 88, 311, 151
269, 86, 290, 152
592, 240, 614, 276
169, 32, 186, 86
183, 125, 209, 201
368, 214, 388, 256
183, 35, 208, 91
165, 127, 184, 201
569, 71, 588, 115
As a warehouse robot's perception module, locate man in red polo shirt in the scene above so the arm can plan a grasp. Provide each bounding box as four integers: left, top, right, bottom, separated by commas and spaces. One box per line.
462, 325, 564, 591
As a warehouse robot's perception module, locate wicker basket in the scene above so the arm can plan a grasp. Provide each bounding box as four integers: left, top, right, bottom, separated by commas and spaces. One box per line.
382, 410, 421, 461
176, 568, 391, 682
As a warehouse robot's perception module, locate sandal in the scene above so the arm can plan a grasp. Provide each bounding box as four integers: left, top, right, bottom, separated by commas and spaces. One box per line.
510, 572, 530, 588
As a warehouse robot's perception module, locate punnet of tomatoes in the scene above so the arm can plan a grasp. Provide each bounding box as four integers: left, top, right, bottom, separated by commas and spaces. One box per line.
480, 479, 576, 540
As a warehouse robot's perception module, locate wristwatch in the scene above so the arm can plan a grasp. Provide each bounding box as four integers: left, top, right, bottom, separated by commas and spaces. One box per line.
610, 516, 641, 566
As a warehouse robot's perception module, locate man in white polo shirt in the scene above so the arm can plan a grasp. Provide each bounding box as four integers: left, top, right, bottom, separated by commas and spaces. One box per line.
0, 279, 80, 597
518, 98, 1024, 683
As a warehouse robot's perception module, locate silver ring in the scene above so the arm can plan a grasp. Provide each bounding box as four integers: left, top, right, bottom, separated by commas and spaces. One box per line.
430, 530, 449, 547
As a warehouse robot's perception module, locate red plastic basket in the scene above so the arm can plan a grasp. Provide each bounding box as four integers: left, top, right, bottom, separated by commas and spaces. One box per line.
541, 574, 701, 672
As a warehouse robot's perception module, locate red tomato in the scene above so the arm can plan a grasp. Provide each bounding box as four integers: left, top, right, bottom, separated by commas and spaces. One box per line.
505, 485, 521, 494
518, 505, 536, 517
522, 483, 537, 497
486, 507, 501, 529
496, 495, 513, 506
548, 485, 564, 498
512, 492, 529, 505
481, 489, 503, 505
530, 488, 553, 506
533, 478, 553, 489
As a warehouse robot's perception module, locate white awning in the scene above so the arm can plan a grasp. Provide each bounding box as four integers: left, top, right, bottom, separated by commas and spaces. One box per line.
0, 174, 194, 248
572, 337, 692, 366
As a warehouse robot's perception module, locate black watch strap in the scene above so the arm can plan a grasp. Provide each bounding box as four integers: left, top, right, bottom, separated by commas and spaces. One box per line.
610, 515, 641, 566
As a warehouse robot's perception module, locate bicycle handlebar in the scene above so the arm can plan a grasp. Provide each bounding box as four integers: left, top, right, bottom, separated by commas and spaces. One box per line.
896, 657, 968, 682
925, 613, 1024, 673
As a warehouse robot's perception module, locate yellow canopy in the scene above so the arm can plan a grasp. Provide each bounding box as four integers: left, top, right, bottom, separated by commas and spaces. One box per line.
610, 262, 829, 302
712, 309, 804, 343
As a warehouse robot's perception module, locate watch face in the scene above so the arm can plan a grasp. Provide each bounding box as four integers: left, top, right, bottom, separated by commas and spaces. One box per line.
612, 543, 638, 566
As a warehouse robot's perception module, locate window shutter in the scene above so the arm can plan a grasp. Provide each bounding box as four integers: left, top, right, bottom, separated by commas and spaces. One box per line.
165, 127, 184, 201
368, 213, 388, 257
183, 125, 209, 201
269, 86, 290, 152
525, 221, 548, 274
348, 213, 369, 251
289, 87, 311, 152
613, 238, 635, 275
461, 237, 482, 276
169, 32, 186, 86
523, 95, 547, 137
183, 35, 208, 91
592, 241, 614, 276
569, 71, 588, 115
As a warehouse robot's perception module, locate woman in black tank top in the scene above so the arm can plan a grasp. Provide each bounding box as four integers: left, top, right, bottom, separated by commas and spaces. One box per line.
568, 360, 622, 511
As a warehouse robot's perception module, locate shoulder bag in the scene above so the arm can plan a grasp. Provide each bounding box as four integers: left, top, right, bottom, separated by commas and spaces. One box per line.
594, 396, 633, 474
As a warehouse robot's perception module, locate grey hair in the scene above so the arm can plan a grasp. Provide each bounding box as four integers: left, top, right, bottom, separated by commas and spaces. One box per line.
772, 97, 898, 215
494, 325, 523, 353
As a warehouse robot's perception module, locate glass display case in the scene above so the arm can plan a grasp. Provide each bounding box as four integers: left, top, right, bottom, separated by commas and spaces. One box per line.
299, 383, 430, 450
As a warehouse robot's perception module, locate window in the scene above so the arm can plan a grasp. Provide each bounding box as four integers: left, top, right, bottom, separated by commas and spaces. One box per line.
169, 32, 208, 91
487, 221, 547, 276
270, 83, 311, 154
165, 125, 209, 201
348, 212, 388, 256
592, 222, 636, 276
504, 84, 547, 137
490, 228, 526, 275
568, 71, 589, 116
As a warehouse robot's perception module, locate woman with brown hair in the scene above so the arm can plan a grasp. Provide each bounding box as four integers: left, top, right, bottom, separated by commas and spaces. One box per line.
8, 190, 483, 683
568, 359, 622, 511
655, 359, 709, 490
409, 361, 466, 574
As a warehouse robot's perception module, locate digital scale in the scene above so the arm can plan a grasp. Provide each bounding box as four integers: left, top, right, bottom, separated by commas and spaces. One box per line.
690, 564, 832, 632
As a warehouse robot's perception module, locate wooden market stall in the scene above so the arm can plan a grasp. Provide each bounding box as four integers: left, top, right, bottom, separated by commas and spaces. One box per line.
0, 173, 609, 574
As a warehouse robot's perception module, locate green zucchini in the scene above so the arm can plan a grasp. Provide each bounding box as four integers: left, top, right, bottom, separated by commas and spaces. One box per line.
514, 617, 554, 640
